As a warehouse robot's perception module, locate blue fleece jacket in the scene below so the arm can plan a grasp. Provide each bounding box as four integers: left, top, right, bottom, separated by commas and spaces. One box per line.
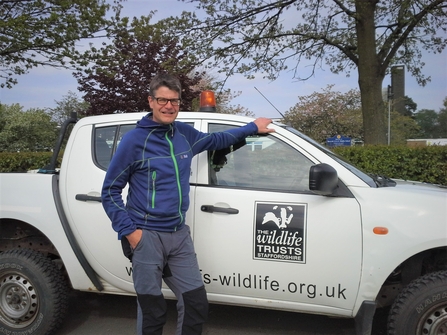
101, 113, 258, 239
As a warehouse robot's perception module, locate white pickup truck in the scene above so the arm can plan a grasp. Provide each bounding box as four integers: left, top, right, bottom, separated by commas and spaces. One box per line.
0, 110, 446, 335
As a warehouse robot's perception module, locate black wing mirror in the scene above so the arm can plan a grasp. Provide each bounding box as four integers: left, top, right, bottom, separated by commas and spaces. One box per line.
309, 163, 338, 196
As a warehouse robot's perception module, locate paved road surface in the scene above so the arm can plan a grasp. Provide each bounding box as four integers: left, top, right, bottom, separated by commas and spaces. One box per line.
57, 291, 388, 335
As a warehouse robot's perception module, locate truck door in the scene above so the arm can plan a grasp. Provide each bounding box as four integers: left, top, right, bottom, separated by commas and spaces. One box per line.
61, 120, 200, 293
61, 122, 136, 291
192, 121, 362, 313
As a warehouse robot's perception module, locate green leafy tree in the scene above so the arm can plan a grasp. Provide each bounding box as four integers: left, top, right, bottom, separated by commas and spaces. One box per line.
414, 98, 447, 138
403, 96, 418, 117
390, 111, 420, 145
283, 86, 363, 143
160, 0, 447, 144
74, 16, 205, 114
0, 104, 58, 152
50, 91, 90, 125
414, 108, 439, 137
437, 98, 447, 137
0, 0, 124, 88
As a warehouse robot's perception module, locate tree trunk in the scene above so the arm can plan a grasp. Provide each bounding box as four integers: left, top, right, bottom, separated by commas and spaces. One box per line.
355, 0, 387, 145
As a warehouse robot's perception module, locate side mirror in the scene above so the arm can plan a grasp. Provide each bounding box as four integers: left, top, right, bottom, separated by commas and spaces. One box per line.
309, 163, 338, 196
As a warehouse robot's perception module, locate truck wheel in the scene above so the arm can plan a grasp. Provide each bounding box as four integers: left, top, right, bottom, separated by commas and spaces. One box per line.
0, 249, 68, 335
388, 270, 447, 335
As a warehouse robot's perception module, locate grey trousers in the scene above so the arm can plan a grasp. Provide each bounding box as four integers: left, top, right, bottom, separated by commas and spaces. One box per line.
132, 225, 208, 335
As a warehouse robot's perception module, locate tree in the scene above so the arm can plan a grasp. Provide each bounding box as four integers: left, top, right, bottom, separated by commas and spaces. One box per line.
215, 89, 255, 116
414, 98, 447, 138
283, 85, 363, 143
414, 108, 439, 137
403, 96, 418, 117
74, 17, 205, 114
389, 111, 420, 145
0, 104, 58, 152
50, 91, 90, 125
189, 73, 255, 116
437, 98, 447, 137
0, 0, 124, 88
159, 0, 447, 144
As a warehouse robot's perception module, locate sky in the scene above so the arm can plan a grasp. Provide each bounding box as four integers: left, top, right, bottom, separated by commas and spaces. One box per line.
1, 0, 446, 119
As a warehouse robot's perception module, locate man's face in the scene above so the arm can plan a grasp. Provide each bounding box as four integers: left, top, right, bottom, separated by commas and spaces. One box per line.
148, 86, 181, 125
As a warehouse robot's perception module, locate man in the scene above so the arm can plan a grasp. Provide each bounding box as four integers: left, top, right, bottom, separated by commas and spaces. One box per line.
101, 73, 274, 335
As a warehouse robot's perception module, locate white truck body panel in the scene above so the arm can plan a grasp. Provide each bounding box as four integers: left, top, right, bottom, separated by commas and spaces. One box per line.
0, 174, 95, 290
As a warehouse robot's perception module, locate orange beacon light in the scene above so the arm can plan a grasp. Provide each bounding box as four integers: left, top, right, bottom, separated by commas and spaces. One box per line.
199, 90, 217, 112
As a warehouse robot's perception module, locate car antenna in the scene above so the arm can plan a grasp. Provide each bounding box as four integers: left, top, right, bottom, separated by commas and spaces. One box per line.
254, 86, 286, 119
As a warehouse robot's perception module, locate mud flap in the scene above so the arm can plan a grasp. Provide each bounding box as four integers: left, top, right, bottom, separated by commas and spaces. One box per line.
354, 300, 376, 335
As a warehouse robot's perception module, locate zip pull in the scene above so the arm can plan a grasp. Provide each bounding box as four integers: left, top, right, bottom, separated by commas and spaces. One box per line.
151, 171, 156, 208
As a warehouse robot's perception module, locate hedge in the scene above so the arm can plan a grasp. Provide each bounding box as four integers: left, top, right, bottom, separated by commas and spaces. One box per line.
333, 145, 447, 186
0, 152, 62, 173
1, 146, 446, 186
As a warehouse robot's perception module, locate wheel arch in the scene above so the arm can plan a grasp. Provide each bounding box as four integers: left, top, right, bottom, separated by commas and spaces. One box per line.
388, 270, 447, 334
0, 217, 104, 292
0, 218, 61, 258
377, 246, 447, 308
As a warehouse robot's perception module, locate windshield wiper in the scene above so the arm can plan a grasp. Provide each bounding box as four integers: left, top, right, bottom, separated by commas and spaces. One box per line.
368, 174, 397, 187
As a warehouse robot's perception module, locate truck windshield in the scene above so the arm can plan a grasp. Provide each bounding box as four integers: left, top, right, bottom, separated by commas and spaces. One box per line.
285, 126, 377, 187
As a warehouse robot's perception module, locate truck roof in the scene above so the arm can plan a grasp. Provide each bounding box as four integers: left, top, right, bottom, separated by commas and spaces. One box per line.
75, 112, 258, 127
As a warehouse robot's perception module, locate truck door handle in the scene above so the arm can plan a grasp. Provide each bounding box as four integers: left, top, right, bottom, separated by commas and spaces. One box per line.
200, 205, 239, 214
75, 194, 102, 202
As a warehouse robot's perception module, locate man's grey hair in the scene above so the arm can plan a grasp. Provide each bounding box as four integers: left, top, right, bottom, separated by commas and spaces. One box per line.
149, 73, 182, 97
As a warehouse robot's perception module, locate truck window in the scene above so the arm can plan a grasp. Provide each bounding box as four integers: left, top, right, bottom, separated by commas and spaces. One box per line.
94, 124, 135, 170
208, 124, 313, 193
93, 122, 194, 170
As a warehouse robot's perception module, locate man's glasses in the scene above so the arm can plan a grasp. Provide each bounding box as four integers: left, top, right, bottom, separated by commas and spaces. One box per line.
152, 97, 181, 106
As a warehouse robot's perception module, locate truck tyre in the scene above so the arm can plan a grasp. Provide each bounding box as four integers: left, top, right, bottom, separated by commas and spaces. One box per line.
388, 270, 447, 335
0, 249, 68, 335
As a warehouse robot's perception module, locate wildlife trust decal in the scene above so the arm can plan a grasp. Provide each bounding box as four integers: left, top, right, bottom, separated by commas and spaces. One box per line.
254, 202, 307, 263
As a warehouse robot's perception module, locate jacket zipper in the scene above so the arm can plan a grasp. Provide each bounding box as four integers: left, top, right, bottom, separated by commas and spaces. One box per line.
165, 131, 183, 230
